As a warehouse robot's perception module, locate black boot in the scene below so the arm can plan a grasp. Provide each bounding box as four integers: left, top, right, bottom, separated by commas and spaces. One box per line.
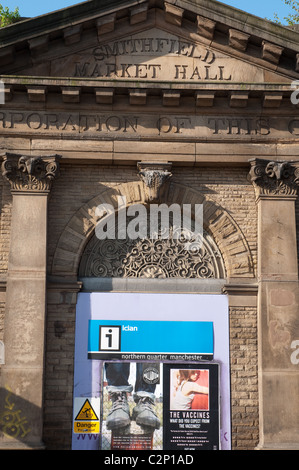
106, 391, 130, 431
132, 395, 160, 430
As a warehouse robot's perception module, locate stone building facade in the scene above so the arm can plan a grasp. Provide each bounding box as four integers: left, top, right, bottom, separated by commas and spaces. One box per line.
0, 0, 298, 450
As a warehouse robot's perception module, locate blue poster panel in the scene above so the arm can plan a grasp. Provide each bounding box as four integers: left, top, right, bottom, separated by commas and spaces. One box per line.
72, 292, 231, 451
88, 320, 213, 361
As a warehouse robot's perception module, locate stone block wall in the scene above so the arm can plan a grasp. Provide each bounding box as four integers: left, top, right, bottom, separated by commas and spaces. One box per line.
43, 296, 77, 449
230, 306, 259, 449
0, 182, 12, 276
47, 164, 258, 275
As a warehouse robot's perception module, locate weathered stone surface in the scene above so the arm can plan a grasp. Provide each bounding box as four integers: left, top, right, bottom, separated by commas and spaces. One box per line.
0, 154, 60, 449
46, 28, 280, 82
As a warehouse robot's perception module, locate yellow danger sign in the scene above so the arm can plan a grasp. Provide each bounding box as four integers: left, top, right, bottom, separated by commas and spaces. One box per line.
74, 421, 100, 434
75, 399, 99, 421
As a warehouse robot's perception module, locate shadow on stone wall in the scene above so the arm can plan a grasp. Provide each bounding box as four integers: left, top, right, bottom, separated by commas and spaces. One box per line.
0, 386, 42, 448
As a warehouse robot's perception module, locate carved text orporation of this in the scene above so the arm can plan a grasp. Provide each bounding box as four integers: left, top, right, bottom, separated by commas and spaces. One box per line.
2, 113, 299, 139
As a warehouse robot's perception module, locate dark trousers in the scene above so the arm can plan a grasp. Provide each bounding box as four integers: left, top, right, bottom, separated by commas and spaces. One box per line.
105, 362, 156, 394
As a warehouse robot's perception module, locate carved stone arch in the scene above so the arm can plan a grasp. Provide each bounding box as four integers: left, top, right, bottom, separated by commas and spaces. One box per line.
51, 181, 254, 279
78, 220, 226, 279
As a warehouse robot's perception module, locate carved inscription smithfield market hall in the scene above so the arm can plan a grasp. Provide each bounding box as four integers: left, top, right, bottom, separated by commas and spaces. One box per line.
51, 29, 261, 81
73, 30, 232, 80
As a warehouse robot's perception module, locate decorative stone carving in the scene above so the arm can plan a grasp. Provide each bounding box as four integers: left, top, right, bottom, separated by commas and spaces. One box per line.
63, 24, 82, 45
61, 87, 80, 103
163, 91, 180, 106
27, 85, 47, 102
164, 3, 184, 26
137, 162, 172, 203
28, 34, 49, 58
228, 29, 250, 52
130, 89, 147, 105
229, 91, 249, 108
262, 41, 283, 64
0, 45, 15, 66
1, 153, 61, 192
130, 4, 148, 25
79, 226, 225, 279
195, 91, 215, 107
95, 87, 114, 104
248, 158, 299, 199
96, 13, 116, 36
196, 15, 216, 40
262, 92, 283, 108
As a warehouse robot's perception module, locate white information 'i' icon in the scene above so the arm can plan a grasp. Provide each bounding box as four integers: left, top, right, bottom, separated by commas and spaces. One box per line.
99, 325, 121, 351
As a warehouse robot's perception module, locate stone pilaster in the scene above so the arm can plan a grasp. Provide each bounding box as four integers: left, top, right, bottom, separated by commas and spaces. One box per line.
0, 153, 60, 449
248, 158, 299, 450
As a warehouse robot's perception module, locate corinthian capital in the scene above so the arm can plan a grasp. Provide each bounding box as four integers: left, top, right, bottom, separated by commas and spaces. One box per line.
1, 153, 61, 193
248, 158, 299, 199
138, 162, 172, 203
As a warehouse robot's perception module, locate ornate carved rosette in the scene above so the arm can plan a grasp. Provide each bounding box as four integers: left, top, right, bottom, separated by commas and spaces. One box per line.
79, 222, 225, 279
248, 158, 299, 198
1, 153, 61, 192
137, 162, 172, 203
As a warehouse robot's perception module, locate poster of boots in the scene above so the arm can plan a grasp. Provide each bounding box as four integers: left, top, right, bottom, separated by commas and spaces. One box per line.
101, 362, 163, 450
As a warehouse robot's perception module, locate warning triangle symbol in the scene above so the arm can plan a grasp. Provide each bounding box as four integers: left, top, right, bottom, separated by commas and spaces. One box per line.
75, 399, 99, 421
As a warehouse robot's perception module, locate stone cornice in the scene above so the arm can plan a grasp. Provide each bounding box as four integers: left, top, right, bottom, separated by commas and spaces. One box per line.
0, 0, 146, 47
47, 276, 83, 292
248, 158, 299, 200
175, 0, 299, 52
1, 76, 294, 90
1, 153, 61, 193
0, 77, 296, 109
222, 283, 258, 296
1, 0, 299, 54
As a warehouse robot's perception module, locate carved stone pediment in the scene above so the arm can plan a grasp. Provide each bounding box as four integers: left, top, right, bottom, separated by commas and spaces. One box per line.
0, 0, 299, 83
1, 153, 61, 192
1, 27, 296, 85
248, 158, 299, 199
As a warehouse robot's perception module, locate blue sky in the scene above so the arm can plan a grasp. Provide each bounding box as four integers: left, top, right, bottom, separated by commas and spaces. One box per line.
0, 0, 294, 24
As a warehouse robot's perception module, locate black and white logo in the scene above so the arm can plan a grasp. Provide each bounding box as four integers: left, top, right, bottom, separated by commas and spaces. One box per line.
143, 366, 160, 385
99, 325, 121, 351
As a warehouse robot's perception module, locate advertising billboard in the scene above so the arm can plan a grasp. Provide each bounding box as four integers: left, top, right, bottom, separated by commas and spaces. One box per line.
72, 292, 231, 450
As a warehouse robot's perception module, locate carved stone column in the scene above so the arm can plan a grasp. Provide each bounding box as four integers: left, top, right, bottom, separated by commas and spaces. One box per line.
137, 162, 172, 203
248, 159, 299, 450
0, 153, 60, 449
